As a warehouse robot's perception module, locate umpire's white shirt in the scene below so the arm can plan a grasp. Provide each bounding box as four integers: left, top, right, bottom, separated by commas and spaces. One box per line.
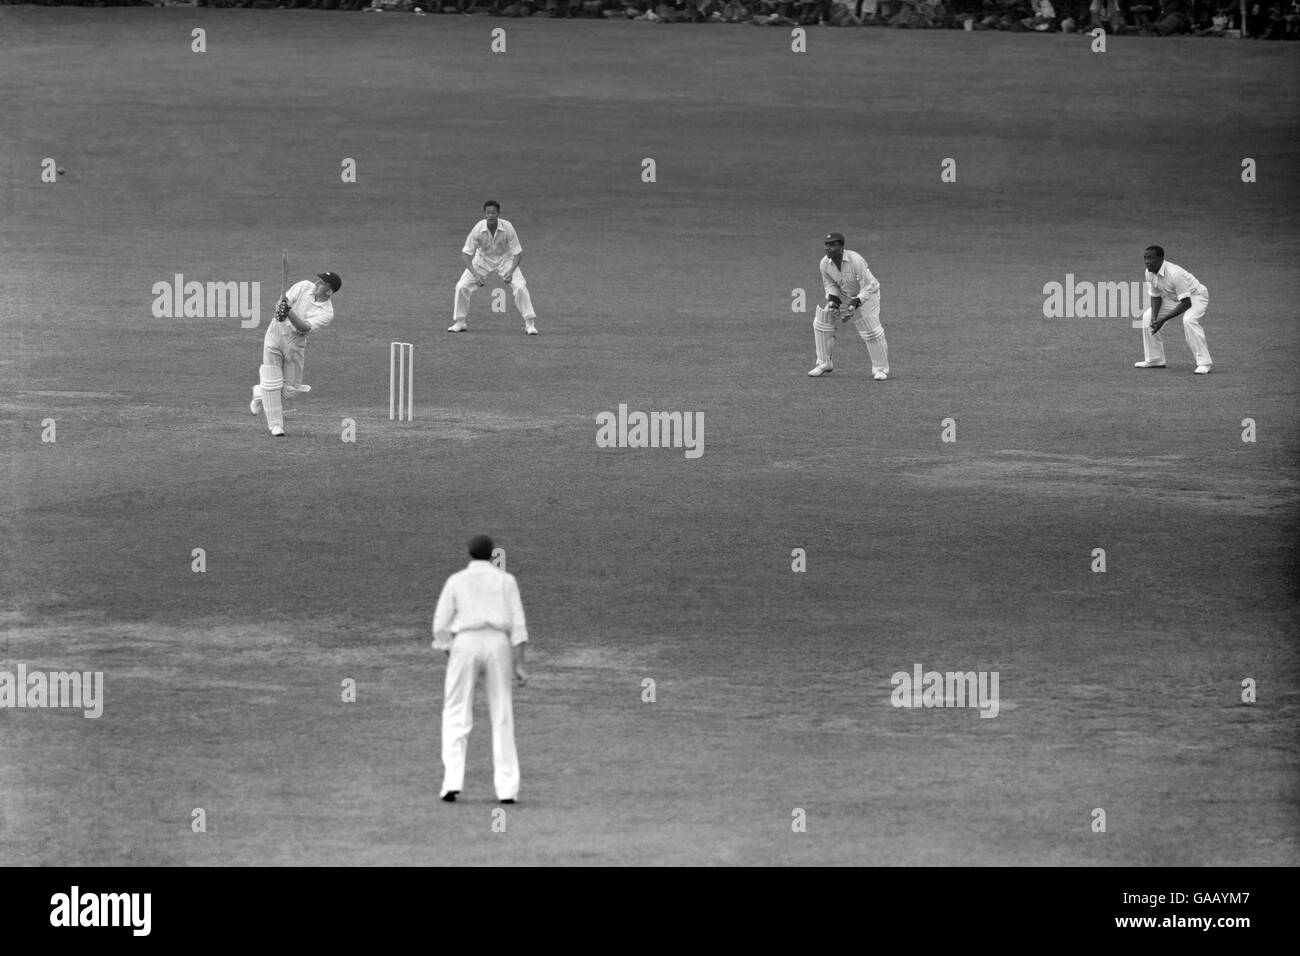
821, 249, 880, 303
432, 560, 529, 651
462, 219, 523, 272
1145, 260, 1207, 303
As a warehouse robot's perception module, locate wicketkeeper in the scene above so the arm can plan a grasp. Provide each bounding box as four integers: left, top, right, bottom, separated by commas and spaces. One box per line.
809, 232, 890, 380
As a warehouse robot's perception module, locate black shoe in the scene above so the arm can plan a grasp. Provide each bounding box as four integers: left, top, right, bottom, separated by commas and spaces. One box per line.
499, 798, 516, 804
441, 791, 459, 802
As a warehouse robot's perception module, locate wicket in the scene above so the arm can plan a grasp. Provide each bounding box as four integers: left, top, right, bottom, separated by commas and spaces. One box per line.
389, 342, 414, 421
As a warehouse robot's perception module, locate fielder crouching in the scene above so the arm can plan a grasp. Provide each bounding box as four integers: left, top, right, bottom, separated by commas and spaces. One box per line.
809, 231, 890, 381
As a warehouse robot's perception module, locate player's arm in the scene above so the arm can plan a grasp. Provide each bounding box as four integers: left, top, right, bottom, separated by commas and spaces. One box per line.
462, 252, 485, 285
503, 251, 522, 281
432, 581, 457, 653
506, 577, 529, 684
856, 258, 881, 296
1148, 294, 1164, 332
511, 641, 528, 686
821, 263, 843, 309
283, 303, 311, 334
502, 227, 523, 280
1153, 297, 1191, 332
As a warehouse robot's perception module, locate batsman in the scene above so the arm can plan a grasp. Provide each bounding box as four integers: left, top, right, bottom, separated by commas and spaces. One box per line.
249, 253, 341, 437
809, 232, 890, 380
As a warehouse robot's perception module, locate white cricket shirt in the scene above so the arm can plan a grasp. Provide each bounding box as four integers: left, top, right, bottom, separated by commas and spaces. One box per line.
432, 560, 529, 650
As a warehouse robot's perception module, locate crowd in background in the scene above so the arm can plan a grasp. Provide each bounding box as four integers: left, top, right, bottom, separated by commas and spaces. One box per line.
8, 0, 1300, 37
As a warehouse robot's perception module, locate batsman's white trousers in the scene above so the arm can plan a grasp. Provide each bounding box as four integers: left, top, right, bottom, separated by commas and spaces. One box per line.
453, 268, 536, 323
441, 628, 520, 800
252, 322, 310, 429
1140, 292, 1211, 367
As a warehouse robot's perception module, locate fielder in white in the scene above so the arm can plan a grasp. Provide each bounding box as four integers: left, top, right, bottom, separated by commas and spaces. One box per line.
1135, 245, 1213, 374
432, 535, 530, 804
809, 232, 890, 380
448, 200, 539, 335
249, 271, 340, 437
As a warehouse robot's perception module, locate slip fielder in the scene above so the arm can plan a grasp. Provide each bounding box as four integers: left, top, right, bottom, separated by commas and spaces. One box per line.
809, 232, 890, 380
447, 200, 539, 335
1134, 245, 1213, 374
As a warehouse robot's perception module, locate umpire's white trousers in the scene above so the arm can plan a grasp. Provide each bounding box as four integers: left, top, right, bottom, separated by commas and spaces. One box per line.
453, 268, 536, 323
1141, 292, 1211, 367
441, 628, 519, 800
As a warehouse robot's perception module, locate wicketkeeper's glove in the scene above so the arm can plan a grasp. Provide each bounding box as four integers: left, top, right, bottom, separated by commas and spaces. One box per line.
274, 296, 290, 322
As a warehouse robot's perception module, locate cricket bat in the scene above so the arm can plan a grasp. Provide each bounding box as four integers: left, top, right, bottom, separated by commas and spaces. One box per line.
276, 250, 290, 322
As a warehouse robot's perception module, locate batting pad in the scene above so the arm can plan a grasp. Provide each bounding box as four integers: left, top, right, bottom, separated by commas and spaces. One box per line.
813, 307, 837, 366
859, 326, 889, 373
259, 364, 284, 430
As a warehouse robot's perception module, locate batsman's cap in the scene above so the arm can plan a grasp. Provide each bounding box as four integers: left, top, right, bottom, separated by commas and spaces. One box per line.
317, 271, 342, 293
824, 232, 845, 245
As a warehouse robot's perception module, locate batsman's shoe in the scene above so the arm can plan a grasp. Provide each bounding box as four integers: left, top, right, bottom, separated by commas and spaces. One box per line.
250, 392, 262, 416
441, 791, 459, 803
808, 363, 833, 377
447, 320, 468, 333
524, 320, 538, 335
270, 425, 285, 437
1134, 360, 1167, 368
1194, 365, 1213, 374
873, 370, 889, 381
296, 384, 311, 394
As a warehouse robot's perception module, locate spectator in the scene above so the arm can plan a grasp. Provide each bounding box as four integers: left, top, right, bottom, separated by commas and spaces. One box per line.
1147, 0, 1189, 31
1090, 0, 1129, 30
794, 0, 830, 21
1021, 0, 1055, 26
1129, 0, 1155, 26
647, 0, 694, 17
890, 0, 951, 24
1261, 0, 1286, 34
975, 0, 1029, 28
1191, 0, 1232, 31
827, 0, 864, 21
753, 0, 800, 19
718, 0, 755, 18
